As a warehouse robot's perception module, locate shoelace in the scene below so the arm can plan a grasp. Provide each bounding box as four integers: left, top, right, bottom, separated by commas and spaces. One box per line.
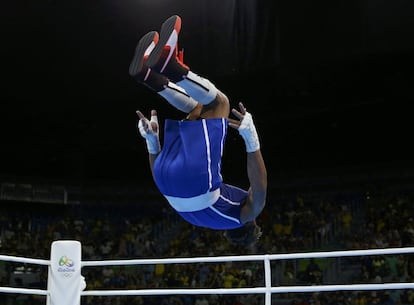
178, 47, 185, 64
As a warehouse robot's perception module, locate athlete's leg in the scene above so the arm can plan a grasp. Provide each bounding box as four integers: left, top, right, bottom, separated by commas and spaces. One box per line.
129, 31, 198, 113
147, 15, 229, 119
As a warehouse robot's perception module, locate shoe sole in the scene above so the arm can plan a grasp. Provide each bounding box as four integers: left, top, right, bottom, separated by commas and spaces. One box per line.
129, 31, 159, 77
147, 15, 181, 73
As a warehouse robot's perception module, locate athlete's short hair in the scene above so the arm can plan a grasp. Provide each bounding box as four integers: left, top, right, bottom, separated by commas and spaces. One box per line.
224, 221, 262, 247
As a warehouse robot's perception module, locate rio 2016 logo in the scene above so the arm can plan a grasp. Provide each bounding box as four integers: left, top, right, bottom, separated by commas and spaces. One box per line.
58, 256, 75, 274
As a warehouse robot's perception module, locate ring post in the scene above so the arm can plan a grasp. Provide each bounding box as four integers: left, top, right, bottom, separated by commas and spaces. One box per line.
47, 240, 84, 305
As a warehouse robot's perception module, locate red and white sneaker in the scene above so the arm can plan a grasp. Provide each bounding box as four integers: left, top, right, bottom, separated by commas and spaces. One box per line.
129, 31, 168, 91
129, 31, 158, 80
147, 15, 190, 82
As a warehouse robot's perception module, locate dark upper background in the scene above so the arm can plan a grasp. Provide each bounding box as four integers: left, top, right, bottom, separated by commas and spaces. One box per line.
1, 0, 413, 187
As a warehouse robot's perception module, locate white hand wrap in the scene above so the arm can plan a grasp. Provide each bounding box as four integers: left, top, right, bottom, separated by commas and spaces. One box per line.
138, 114, 161, 154
238, 112, 260, 153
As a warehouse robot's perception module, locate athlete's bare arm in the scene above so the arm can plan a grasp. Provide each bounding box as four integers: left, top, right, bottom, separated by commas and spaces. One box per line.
240, 150, 267, 223
228, 102, 267, 224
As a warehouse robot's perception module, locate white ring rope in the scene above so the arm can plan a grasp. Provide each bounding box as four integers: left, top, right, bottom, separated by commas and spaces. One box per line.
0, 254, 50, 266
81, 246, 414, 267
0, 255, 50, 296
80, 246, 414, 302
0, 286, 49, 296
82, 282, 414, 297
1, 245, 414, 305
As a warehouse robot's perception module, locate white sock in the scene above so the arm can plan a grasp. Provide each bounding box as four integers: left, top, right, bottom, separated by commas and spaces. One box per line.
177, 71, 218, 105
158, 82, 198, 113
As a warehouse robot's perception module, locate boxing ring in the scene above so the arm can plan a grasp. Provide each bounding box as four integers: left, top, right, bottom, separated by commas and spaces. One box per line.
0, 241, 414, 305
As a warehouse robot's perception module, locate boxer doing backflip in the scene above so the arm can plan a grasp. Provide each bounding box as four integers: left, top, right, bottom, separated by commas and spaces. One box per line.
129, 15, 267, 246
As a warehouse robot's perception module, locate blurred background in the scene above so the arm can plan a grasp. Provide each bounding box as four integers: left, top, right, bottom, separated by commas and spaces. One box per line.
1, 0, 413, 185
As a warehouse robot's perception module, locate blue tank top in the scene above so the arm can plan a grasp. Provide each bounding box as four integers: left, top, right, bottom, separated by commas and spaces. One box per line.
153, 118, 227, 198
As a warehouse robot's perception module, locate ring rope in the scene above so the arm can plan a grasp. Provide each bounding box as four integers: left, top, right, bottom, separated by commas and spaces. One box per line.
81, 282, 414, 297
0, 287, 49, 296
0, 254, 50, 266
81, 247, 414, 267
1, 246, 414, 304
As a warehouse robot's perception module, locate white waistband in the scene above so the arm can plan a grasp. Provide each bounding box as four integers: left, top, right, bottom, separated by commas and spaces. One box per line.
164, 188, 220, 212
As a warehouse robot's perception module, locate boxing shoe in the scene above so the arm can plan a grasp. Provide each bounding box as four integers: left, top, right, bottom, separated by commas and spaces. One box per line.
147, 15, 189, 82
129, 31, 168, 91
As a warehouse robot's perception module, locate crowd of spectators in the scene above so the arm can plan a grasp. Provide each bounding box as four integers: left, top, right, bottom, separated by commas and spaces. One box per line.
0, 178, 413, 305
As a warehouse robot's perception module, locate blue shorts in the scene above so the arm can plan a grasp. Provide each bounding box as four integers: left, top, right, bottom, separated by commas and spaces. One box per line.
177, 183, 248, 230
153, 118, 247, 230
